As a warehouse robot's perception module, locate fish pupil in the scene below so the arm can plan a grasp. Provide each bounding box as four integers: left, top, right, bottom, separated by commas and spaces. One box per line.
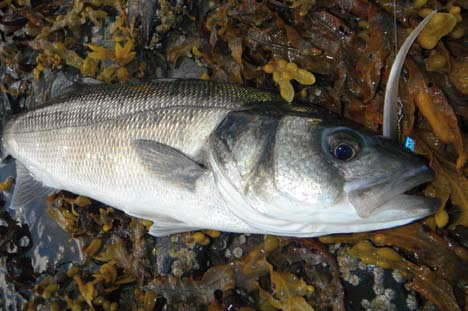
333, 144, 354, 160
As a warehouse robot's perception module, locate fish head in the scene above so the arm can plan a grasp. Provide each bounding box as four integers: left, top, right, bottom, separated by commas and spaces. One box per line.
319, 125, 437, 220
209, 109, 438, 236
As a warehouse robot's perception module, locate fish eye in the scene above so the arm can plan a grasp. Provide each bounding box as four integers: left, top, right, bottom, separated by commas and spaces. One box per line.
333, 143, 355, 160
326, 129, 361, 161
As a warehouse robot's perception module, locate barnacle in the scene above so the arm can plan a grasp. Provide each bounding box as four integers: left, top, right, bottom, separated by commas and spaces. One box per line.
417, 12, 458, 49
348, 241, 462, 311
263, 59, 316, 102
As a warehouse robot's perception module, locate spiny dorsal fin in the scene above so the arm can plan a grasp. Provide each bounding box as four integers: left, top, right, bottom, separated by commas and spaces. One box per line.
11, 162, 54, 207
132, 139, 206, 189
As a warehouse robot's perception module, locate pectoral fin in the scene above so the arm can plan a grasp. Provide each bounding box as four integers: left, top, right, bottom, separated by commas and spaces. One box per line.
11, 162, 54, 207
132, 139, 205, 189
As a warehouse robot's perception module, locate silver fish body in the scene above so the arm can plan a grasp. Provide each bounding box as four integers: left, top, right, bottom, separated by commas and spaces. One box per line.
2, 79, 437, 236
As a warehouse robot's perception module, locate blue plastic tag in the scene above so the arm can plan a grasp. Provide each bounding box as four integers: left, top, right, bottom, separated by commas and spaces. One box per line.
404, 136, 415, 152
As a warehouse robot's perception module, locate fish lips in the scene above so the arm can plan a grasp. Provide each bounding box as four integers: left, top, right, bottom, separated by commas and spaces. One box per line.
347, 166, 439, 220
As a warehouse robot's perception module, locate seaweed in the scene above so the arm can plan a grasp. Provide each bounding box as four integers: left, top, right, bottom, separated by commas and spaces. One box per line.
0, 0, 467, 310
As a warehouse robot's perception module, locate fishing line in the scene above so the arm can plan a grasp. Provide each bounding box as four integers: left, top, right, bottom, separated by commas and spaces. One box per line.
382, 10, 437, 140
393, 0, 401, 139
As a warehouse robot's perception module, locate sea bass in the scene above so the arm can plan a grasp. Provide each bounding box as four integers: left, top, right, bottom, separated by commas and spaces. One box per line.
1, 79, 437, 236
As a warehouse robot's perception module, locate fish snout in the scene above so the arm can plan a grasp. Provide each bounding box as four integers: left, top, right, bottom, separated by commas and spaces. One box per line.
373, 135, 432, 170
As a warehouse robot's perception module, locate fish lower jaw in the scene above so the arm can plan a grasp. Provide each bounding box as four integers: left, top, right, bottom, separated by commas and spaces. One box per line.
360, 194, 439, 222
347, 166, 436, 218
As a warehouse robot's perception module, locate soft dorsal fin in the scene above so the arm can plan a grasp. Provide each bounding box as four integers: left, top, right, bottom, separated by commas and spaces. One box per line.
132, 139, 206, 189
11, 162, 54, 207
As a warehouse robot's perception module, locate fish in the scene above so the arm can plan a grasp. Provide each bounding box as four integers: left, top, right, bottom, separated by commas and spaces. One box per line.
1, 79, 438, 237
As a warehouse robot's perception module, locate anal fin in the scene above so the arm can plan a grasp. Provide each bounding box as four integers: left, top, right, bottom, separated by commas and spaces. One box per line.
149, 217, 198, 236
11, 162, 54, 207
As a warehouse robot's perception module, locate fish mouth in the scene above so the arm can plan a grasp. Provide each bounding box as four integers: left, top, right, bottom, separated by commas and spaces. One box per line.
346, 166, 439, 221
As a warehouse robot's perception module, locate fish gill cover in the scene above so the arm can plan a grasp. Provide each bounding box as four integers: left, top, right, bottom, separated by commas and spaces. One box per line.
0, 0, 466, 310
